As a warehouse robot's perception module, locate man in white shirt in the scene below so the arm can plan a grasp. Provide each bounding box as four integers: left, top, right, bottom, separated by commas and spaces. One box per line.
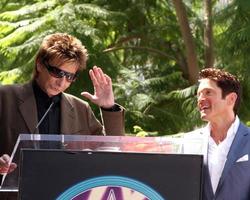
190, 68, 250, 200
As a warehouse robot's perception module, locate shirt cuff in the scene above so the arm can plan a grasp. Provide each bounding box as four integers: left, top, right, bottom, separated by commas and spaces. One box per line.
101, 104, 121, 112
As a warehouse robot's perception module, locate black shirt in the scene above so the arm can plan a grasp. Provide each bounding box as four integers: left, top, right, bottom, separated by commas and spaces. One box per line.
32, 81, 61, 134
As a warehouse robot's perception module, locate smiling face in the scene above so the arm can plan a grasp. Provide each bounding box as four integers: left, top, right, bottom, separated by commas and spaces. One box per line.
35, 57, 78, 97
197, 78, 235, 123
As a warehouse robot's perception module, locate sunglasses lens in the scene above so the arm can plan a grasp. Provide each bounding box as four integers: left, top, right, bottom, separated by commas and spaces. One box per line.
66, 73, 77, 81
44, 62, 77, 82
51, 68, 64, 78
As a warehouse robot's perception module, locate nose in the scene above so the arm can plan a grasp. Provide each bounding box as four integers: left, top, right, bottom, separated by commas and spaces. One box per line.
197, 93, 205, 104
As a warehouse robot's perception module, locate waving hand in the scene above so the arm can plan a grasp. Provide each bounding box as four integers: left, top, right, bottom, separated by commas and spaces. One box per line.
81, 66, 115, 108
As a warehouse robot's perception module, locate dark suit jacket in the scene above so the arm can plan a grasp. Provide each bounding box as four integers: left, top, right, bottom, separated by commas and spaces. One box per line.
0, 81, 125, 157
0, 81, 125, 199
186, 122, 250, 200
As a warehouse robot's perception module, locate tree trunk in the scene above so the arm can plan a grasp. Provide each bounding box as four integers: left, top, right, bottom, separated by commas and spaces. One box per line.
172, 0, 199, 84
204, 0, 214, 67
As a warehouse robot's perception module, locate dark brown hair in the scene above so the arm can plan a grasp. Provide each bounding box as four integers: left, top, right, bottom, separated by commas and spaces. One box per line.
34, 33, 88, 77
199, 68, 241, 114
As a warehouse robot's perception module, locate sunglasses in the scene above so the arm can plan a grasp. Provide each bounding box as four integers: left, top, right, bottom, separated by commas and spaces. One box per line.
43, 61, 78, 82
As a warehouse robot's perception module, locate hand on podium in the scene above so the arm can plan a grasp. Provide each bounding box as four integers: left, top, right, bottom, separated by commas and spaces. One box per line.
0, 154, 17, 174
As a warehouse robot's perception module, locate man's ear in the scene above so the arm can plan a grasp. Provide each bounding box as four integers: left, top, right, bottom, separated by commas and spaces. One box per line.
36, 61, 42, 72
226, 92, 237, 106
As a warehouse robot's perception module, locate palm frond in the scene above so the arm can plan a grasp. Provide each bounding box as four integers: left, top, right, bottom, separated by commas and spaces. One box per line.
166, 84, 197, 99
0, 68, 22, 84
0, 0, 57, 22
76, 4, 116, 19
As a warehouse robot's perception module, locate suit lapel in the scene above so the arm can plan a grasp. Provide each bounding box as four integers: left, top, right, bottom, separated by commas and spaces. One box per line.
201, 127, 215, 199
17, 82, 38, 133
203, 164, 215, 200
216, 123, 249, 193
60, 93, 75, 134
17, 84, 76, 134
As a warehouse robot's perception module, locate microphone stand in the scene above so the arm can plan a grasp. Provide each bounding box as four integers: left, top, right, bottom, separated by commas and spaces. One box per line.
31, 96, 60, 148
33, 101, 55, 134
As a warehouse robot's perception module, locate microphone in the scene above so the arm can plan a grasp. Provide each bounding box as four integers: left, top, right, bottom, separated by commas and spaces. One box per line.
32, 96, 60, 134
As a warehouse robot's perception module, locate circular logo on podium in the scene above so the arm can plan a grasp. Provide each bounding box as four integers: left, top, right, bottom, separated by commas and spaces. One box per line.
57, 176, 164, 200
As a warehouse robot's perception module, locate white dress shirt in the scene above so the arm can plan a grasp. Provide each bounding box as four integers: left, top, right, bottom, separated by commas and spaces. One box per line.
206, 116, 240, 194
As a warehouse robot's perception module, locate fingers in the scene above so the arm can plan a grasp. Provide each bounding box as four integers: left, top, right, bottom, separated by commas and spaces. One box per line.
90, 66, 109, 86
89, 69, 98, 87
0, 154, 10, 166
0, 154, 17, 174
83, 66, 114, 107
8, 163, 17, 173
104, 74, 112, 86
0, 163, 17, 174
81, 92, 95, 101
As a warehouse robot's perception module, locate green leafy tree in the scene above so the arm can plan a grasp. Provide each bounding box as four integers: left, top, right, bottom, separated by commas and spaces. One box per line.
3, 0, 248, 135
214, 0, 250, 123
0, 0, 206, 135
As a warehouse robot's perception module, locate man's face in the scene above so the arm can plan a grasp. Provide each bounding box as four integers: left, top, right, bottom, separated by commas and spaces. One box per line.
197, 78, 232, 122
36, 58, 78, 97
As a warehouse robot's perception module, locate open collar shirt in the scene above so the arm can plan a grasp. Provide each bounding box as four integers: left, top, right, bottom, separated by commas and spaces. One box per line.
204, 116, 239, 194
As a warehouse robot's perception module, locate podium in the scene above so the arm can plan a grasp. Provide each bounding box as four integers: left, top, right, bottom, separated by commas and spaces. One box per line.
0, 134, 205, 200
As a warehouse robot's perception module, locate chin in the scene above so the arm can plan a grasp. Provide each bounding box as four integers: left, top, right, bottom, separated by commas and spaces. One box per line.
200, 114, 209, 122
47, 90, 60, 97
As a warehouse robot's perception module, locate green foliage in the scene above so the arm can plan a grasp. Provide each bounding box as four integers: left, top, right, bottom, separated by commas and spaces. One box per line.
1, 0, 249, 135
114, 66, 202, 134
0, 0, 125, 82
214, 0, 250, 124
133, 125, 158, 137
0, 68, 22, 84
0, 0, 206, 135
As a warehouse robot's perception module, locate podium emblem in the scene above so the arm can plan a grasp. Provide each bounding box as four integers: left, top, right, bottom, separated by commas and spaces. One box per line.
57, 176, 165, 200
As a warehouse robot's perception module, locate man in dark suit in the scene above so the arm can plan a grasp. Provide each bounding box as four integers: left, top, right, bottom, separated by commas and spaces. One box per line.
0, 33, 124, 199
186, 68, 250, 200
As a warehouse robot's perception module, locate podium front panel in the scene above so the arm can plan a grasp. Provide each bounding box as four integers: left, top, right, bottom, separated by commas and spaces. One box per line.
0, 134, 206, 194
19, 149, 203, 200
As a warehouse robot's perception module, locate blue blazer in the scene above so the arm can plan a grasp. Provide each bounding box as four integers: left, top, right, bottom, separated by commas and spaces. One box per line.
202, 122, 250, 200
